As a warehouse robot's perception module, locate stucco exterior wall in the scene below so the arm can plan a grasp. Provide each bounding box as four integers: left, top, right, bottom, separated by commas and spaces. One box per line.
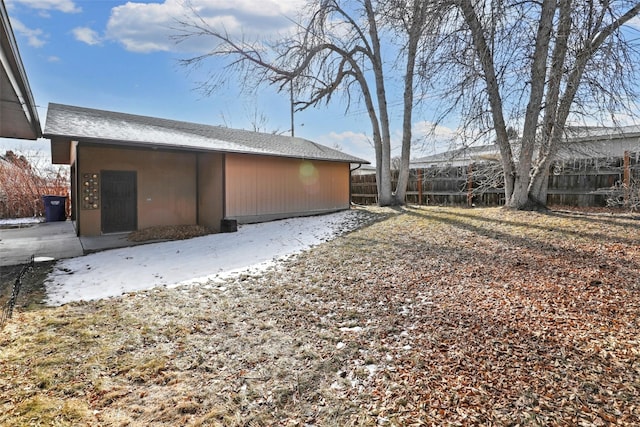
77, 145, 197, 236
197, 152, 225, 232
225, 154, 350, 223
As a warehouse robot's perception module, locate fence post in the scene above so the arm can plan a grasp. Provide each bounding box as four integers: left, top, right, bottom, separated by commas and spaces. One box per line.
623, 151, 630, 207
417, 168, 423, 205
467, 163, 473, 206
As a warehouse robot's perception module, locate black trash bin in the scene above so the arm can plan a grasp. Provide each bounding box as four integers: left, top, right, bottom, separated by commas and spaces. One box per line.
220, 218, 238, 233
42, 195, 67, 222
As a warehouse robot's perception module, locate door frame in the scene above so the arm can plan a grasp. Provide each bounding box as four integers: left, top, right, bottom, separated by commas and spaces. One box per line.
101, 170, 137, 233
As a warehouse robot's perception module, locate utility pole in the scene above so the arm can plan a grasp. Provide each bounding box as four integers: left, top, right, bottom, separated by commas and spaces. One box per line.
290, 80, 295, 137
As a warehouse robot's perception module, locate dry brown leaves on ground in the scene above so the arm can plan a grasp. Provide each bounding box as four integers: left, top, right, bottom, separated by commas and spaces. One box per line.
127, 225, 212, 242
1, 206, 639, 426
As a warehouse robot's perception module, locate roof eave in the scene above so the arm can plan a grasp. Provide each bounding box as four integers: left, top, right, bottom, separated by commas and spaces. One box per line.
43, 133, 370, 164
0, 2, 41, 140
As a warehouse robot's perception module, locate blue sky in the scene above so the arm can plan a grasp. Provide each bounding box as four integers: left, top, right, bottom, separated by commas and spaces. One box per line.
1, 0, 457, 165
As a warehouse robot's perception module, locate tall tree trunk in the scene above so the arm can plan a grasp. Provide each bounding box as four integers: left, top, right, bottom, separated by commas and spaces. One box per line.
364, 0, 394, 206
529, 166, 550, 205
526, 0, 571, 208
457, 0, 515, 202
528, 2, 640, 207
505, 0, 556, 209
394, 0, 426, 205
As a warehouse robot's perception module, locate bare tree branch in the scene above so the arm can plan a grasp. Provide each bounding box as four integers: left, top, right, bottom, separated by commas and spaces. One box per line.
427, 0, 640, 209
174, 0, 437, 206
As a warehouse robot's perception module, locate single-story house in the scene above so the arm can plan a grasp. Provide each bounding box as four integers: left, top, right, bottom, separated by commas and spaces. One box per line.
351, 164, 376, 176
44, 103, 368, 237
411, 126, 640, 169
411, 144, 500, 169
555, 126, 640, 161
0, 1, 40, 140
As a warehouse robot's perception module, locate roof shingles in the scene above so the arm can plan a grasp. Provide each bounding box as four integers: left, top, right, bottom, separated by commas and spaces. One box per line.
44, 103, 368, 164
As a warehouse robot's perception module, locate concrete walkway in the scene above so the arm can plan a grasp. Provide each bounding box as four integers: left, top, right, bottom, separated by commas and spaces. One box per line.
0, 221, 84, 267
0, 221, 165, 267
80, 232, 138, 253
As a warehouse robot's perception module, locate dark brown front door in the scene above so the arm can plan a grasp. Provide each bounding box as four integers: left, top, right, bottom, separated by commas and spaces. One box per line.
101, 170, 137, 233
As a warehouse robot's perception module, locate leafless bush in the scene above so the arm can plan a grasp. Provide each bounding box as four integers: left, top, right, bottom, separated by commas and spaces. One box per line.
0, 151, 69, 219
465, 162, 505, 196
606, 179, 640, 211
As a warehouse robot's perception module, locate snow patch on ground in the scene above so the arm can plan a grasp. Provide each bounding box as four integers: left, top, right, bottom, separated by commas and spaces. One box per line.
45, 210, 370, 306
0, 217, 43, 227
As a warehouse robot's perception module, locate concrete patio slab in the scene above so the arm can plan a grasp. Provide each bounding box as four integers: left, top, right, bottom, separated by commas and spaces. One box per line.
0, 221, 84, 267
79, 232, 140, 253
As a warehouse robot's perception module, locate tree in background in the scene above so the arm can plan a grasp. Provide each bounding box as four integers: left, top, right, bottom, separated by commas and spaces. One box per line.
175, 0, 432, 206
427, 0, 640, 209
175, 0, 640, 209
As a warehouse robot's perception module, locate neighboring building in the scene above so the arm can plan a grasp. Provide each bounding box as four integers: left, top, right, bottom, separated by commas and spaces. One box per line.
556, 126, 640, 160
403, 127, 640, 207
0, 0, 40, 139
412, 144, 499, 169
351, 164, 376, 176
411, 126, 640, 169
44, 103, 369, 237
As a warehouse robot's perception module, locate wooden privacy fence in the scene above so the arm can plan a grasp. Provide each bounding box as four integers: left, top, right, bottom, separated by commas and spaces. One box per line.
351, 151, 640, 207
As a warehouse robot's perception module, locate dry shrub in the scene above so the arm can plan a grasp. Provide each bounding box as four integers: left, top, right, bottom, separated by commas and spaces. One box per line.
0, 151, 69, 219
606, 179, 640, 211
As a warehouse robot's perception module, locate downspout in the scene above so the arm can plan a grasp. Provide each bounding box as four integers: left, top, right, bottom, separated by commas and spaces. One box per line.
222, 154, 227, 220
195, 153, 200, 226
349, 163, 363, 206
75, 144, 81, 237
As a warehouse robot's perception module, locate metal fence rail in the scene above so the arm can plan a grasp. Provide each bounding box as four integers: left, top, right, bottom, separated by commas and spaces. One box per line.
0, 255, 35, 330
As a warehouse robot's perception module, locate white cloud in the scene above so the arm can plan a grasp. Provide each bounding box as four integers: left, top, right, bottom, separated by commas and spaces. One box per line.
319, 124, 461, 163
7, 0, 80, 14
322, 130, 374, 162
105, 0, 305, 54
410, 121, 461, 157
105, 1, 183, 53
47, 55, 61, 62
9, 18, 47, 47
72, 26, 101, 45
413, 121, 457, 139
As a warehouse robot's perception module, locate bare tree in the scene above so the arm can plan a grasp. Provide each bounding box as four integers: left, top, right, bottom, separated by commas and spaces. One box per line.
427, 0, 640, 209
218, 105, 285, 135
174, 0, 432, 206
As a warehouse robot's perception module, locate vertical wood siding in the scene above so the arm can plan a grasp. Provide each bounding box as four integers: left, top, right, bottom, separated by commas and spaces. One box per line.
197, 152, 224, 232
225, 154, 350, 222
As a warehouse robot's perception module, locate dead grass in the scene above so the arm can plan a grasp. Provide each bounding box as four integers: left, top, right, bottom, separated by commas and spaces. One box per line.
1, 206, 639, 425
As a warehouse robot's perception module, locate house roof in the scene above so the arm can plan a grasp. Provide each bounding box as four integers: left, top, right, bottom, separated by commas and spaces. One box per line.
564, 125, 640, 141
412, 144, 499, 168
411, 126, 640, 168
44, 103, 369, 165
0, 1, 41, 140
